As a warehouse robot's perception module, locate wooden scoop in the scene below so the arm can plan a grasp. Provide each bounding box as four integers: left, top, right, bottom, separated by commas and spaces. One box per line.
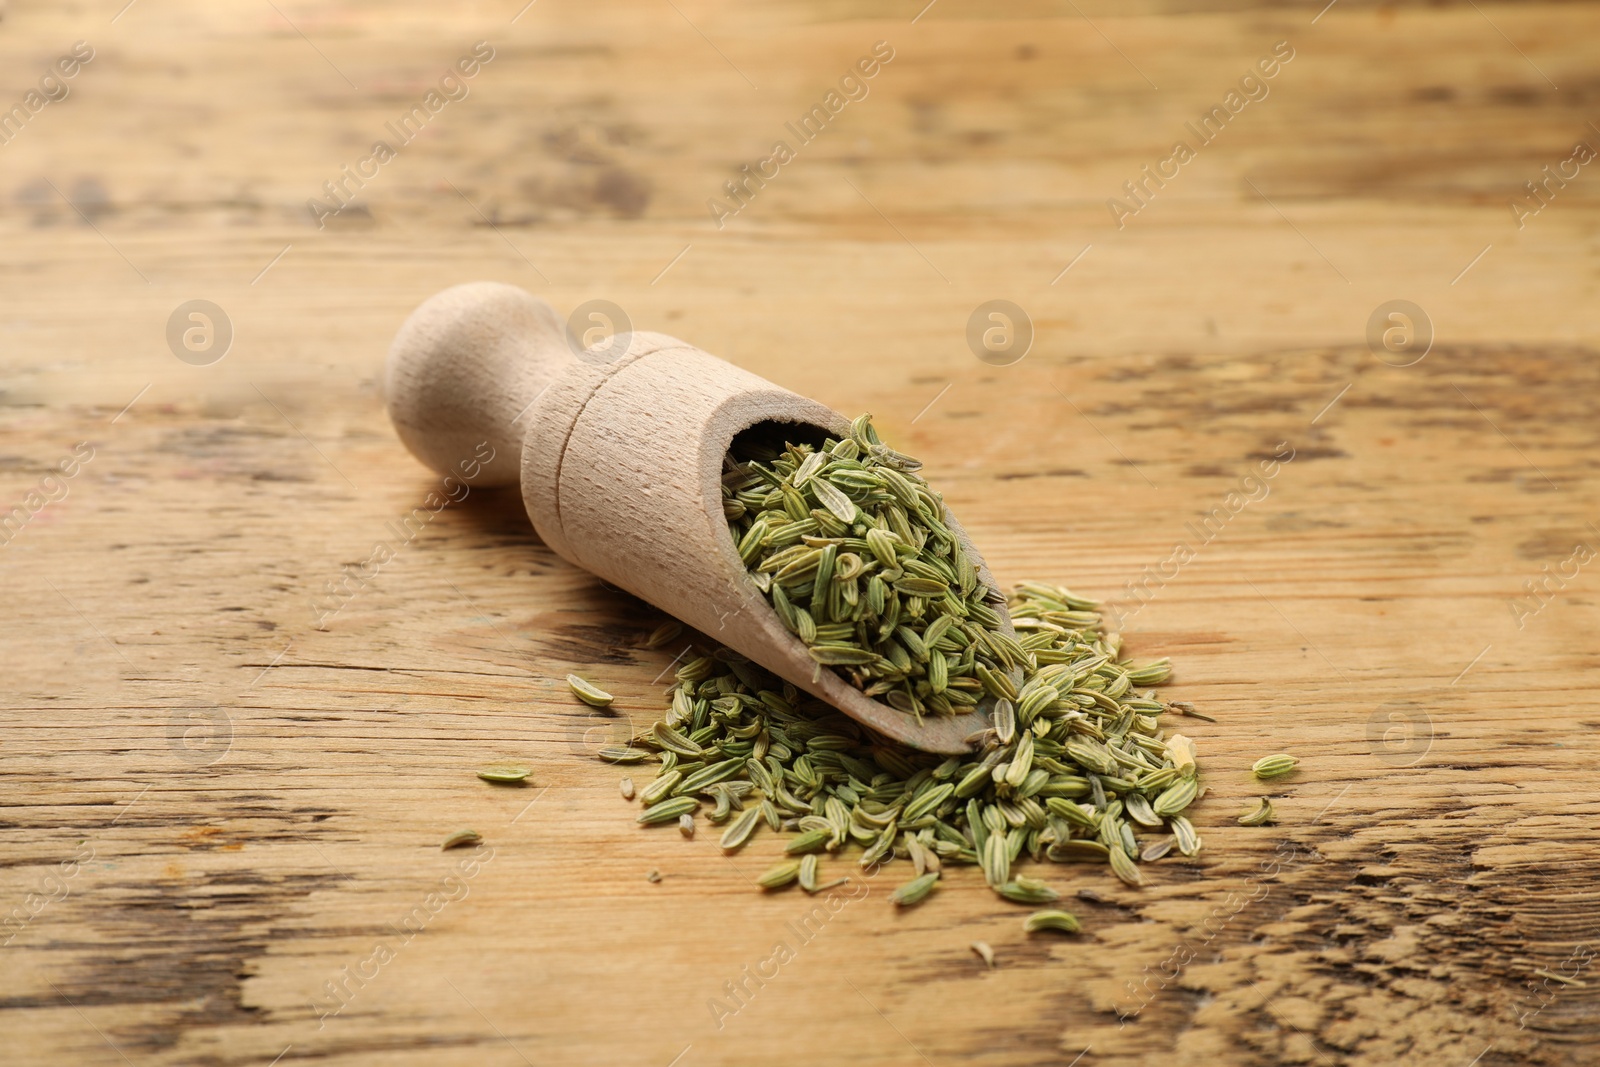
385, 282, 1009, 753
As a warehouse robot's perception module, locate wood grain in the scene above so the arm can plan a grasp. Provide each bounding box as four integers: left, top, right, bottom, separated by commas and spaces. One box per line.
3, 1, 1599, 1065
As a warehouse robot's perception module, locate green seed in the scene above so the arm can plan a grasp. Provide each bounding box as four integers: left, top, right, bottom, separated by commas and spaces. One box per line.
993, 698, 1017, 743
921, 613, 956, 649
643, 620, 684, 649
1152, 777, 1199, 817
758, 860, 802, 889
807, 645, 877, 666
811, 478, 859, 524
785, 827, 832, 855
1003, 732, 1034, 788
1122, 791, 1163, 828
1016, 682, 1059, 723
863, 527, 899, 569
1044, 797, 1098, 830
1046, 839, 1110, 864
1141, 836, 1175, 862
597, 746, 653, 764
859, 826, 896, 869
1064, 739, 1117, 777
890, 871, 940, 906
441, 829, 481, 850
651, 722, 704, 758
996, 877, 1061, 905
981, 830, 1012, 886
639, 770, 683, 805
976, 663, 1019, 702
637, 796, 698, 825
1252, 754, 1300, 779
893, 576, 948, 598
567, 673, 614, 707
791, 450, 827, 489
1169, 815, 1202, 856
1023, 909, 1082, 935
1125, 659, 1171, 686
677, 758, 744, 794
1238, 797, 1275, 826
902, 782, 955, 823
799, 853, 820, 892
476, 764, 531, 784
1108, 845, 1144, 887
720, 807, 763, 852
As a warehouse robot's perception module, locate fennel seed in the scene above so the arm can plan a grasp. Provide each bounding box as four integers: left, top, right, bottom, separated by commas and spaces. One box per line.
1238, 797, 1275, 826
476, 764, 531, 785
891, 871, 940, 906
441, 829, 482, 850
644, 620, 684, 649
567, 673, 615, 707
1022, 910, 1082, 935
1252, 754, 1300, 779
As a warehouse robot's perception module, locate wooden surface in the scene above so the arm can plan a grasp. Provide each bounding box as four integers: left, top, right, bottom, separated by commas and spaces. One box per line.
4, 1, 1599, 1064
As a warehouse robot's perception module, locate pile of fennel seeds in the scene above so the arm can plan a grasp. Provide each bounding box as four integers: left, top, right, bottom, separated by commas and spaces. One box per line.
604, 582, 1201, 924
722, 413, 1020, 720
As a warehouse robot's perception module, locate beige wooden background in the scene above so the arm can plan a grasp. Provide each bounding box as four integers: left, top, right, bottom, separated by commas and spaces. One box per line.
3, 1, 1598, 1064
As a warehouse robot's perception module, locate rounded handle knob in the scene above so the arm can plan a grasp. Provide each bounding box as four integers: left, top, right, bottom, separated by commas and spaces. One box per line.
385, 281, 573, 487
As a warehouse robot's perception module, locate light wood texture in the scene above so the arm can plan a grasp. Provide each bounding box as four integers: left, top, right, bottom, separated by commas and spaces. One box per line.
387, 281, 1001, 751
4, 2, 1599, 1066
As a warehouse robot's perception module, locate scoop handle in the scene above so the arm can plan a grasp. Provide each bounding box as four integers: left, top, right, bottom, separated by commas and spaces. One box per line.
385, 282, 572, 487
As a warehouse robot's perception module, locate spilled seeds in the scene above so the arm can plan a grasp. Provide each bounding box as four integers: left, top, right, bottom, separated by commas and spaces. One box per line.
606, 581, 1207, 932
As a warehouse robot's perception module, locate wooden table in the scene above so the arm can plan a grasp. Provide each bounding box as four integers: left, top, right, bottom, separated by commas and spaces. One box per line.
4, 1, 1597, 1064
